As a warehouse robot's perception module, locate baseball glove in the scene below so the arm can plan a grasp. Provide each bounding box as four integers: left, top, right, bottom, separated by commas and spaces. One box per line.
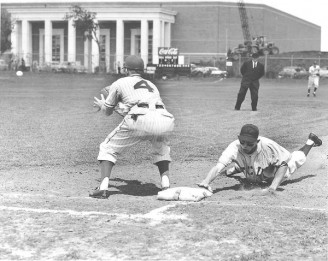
98, 87, 129, 116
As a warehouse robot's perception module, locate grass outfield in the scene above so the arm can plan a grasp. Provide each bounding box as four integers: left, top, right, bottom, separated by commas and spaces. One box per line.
0, 71, 327, 260
0, 72, 327, 168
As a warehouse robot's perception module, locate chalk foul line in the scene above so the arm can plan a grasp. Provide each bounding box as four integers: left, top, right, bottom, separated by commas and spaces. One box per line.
0, 204, 188, 225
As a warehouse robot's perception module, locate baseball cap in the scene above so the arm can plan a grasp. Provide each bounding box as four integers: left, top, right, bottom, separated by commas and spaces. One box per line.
124, 55, 144, 70
238, 124, 259, 142
251, 53, 260, 59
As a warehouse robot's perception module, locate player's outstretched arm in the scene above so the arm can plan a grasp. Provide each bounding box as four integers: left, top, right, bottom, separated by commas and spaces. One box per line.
197, 163, 226, 193
259, 164, 288, 196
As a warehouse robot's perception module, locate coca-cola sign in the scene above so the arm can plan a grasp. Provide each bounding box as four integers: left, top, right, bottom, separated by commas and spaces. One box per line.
158, 47, 179, 56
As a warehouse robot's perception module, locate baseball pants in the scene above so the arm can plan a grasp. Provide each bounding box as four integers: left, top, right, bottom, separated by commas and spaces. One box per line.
261, 150, 307, 179
308, 76, 319, 88
98, 111, 174, 164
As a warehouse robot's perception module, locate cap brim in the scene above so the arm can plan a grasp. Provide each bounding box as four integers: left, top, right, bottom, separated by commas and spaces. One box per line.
238, 135, 258, 143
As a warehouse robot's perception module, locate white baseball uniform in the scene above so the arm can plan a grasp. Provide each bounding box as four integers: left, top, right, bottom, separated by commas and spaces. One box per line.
308, 64, 320, 88
217, 136, 306, 183
98, 74, 175, 164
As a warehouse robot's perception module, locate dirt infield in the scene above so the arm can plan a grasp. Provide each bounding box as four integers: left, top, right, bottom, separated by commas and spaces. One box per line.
0, 72, 327, 260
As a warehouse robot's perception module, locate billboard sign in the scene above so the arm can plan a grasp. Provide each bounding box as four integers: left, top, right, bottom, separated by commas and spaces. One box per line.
158, 47, 179, 65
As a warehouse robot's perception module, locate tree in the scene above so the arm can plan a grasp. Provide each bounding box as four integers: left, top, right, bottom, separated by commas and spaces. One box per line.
1, 8, 13, 54
64, 5, 101, 73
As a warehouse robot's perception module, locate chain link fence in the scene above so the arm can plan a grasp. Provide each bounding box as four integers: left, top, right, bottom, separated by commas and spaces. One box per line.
229, 55, 328, 78
2, 50, 328, 79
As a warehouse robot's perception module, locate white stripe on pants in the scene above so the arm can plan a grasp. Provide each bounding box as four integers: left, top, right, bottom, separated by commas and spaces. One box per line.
97, 112, 174, 164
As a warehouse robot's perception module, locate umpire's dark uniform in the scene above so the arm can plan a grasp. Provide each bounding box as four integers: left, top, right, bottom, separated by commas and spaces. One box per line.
234, 53, 265, 111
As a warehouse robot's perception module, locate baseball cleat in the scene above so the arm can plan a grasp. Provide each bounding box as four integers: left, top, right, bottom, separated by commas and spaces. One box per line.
308, 133, 322, 147
89, 187, 110, 199
307, 94, 310, 97
313, 93, 316, 97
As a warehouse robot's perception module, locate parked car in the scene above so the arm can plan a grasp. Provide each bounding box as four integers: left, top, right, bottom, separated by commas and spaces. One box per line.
190, 64, 211, 77
0, 59, 9, 70
319, 66, 328, 78
278, 66, 308, 79
53, 61, 87, 73
58, 62, 70, 73
38, 61, 61, 72
209, 67, 228, 78
68, 61, 86, 73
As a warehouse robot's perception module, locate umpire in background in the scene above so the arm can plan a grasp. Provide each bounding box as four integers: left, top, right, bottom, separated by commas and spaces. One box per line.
234, 53, 265, 111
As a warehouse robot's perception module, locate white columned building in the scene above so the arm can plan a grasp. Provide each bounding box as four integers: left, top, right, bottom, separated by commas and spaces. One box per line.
4, 1, 176, 72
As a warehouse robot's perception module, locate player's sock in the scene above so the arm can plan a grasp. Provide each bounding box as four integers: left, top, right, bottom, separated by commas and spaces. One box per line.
306, 139, 314, 146
161, 175, 170, 189
99, 177, 109, 190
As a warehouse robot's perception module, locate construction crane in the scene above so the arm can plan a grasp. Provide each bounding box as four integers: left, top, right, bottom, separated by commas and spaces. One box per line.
238, 0, 252, 44
228, 0, 279, 61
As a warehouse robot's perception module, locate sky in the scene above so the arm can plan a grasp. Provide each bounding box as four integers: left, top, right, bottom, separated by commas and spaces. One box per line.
257, 0, 328, 52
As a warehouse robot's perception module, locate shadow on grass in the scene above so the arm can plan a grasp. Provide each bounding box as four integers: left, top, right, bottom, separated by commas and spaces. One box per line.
280, 174, 316, 186
95, 177, 161, 196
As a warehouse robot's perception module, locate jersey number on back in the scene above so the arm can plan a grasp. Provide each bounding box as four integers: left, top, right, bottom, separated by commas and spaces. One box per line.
134, 80, 154, 92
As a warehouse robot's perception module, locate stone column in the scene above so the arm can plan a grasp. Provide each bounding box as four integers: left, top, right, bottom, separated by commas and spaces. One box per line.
68, 19, 76, 63
164, 22, 171, 47
92, 20, 100, 72
116, 19, 124, 67
152, 19, 161, 64
161, 21, 165, 47
140, 19, 148, 67
44, 20, 52, 63
21, 20, 31, 66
